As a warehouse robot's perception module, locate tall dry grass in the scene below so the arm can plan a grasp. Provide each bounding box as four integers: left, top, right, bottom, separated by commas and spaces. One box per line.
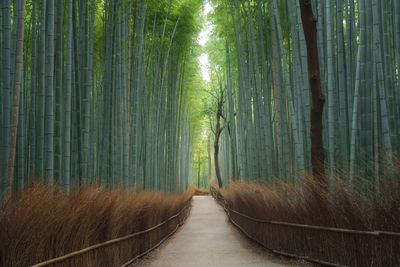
0, 184, 194, 266
211, 163, 400, 266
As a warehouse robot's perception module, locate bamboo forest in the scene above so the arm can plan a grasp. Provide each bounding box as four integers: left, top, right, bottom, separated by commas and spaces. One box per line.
1, 0, 399, 266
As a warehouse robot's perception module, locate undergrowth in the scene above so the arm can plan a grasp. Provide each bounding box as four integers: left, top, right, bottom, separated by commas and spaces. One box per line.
0, 184, 195, 266
211, 164, 400, 266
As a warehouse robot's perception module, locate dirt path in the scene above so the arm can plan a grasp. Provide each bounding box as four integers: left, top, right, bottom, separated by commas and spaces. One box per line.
136, 196, 300, 267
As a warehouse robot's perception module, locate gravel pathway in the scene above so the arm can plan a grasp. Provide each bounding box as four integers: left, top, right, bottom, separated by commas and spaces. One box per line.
136, 195, 302, 267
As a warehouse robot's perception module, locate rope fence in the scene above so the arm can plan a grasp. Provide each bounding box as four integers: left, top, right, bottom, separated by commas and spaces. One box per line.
227, 205, 400, 237
120, 207, 191, 267
31, 202, 191, 267
210, 186, 400, 266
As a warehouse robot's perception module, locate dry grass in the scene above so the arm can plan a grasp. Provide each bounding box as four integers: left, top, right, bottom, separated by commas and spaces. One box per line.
0, 183, 194, 266
192, 187, 209, 196
210, 164, 400, 266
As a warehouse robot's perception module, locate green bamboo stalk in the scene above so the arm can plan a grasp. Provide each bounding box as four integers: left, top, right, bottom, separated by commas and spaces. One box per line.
350, 0, 366, 181
326, 0, 335, 182
372, 0, 393, 165
44, 0, 55, 183
1, 0, 11, 196
63, 0, 73, 192
5, 0, 26, 199
28, 0, 37, 182
17, 63, 24, 192
35, 0, 46, 180
336, 0, 349, 170
81, 0, 90, 182
54, 0, 63, 182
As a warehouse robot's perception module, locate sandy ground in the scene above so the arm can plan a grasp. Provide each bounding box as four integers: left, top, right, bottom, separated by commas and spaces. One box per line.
133, 196, 307, 267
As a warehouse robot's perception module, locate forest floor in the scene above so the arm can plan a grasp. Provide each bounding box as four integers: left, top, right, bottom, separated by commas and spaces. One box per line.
134, 196, 306, 267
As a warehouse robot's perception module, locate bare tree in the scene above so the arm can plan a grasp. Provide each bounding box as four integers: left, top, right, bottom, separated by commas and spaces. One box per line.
213, 87, 225, 188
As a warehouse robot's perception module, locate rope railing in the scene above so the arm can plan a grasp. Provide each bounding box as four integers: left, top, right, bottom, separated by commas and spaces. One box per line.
227, 207, 400, 237
225, 207, 348, 267
209, 186, 399, 267
120, 206, 191, 267
31, 202, 191, 267
210, 186, 400, 238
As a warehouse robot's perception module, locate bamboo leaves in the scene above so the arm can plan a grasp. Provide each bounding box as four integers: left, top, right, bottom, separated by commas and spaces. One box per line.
209, 0, 400, 192
1, 0, 201, 197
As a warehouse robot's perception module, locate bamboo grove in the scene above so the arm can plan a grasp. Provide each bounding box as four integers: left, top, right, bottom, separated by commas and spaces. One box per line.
208, 0, 400, 193
0, 0, 203, 197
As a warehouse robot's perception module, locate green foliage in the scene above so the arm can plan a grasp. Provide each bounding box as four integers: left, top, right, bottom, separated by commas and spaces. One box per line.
4, 0, 400, 197
204, 0, 400, 197
1, 0, 205, 196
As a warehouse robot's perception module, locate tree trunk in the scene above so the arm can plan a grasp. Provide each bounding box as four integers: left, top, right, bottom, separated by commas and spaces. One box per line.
214, 92, 224, 188
207, 136, 212, 181
299, 0, 326, 187
197, 152, 201, 188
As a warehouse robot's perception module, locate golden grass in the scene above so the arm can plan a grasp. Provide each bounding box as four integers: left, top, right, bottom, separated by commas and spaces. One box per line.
192, 187, 209, 196
210, 166, 400, 266
0, 184, 195, 266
